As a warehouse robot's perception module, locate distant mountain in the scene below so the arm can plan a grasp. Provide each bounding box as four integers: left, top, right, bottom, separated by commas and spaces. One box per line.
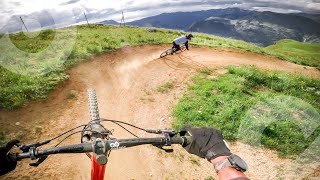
99, 20, 119, 25
294, 13, 320, 24
189, 11, 320, 46
104, 8, 320, 47
127, 8, 251, 30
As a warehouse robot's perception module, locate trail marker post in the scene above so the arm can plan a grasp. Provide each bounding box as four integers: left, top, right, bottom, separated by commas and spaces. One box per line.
19, 16, 29, 32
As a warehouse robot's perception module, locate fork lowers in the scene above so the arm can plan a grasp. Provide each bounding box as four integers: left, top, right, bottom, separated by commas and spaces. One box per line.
82, 89, 111, 150
88, 88, 100, 122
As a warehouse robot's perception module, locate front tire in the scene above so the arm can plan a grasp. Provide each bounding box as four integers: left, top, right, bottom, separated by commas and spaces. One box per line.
160, 49, 173, 58
87, 89, 100, 121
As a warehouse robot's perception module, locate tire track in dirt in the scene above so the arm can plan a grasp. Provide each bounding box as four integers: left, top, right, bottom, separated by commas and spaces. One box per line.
1, 45, 319, 180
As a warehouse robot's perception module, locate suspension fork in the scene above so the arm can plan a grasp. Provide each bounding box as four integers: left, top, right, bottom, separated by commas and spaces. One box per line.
84, 89, 111, 180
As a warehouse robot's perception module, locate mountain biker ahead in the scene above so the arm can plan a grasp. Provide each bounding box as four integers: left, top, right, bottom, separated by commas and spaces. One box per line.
172, 33, 194, 53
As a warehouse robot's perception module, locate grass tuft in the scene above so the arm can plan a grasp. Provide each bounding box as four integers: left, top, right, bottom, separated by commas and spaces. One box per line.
67, 90, 78, 99
0, 131, 6, 145
198, 68, 213, 75
157, 82, 174, 93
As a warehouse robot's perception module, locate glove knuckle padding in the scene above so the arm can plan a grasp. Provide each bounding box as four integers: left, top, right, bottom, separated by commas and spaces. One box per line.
183, 126, 231, 160
5, 140, 19, 151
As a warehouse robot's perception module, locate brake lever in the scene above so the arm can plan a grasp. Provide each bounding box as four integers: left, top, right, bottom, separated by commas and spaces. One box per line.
146, 129, 190, 137
146, 129, 178, 137
152, 132, 175, 153
29, 155, 48, 167
154, 146, 174, 153
19, 140, 51, 153
149, 129, 190, 153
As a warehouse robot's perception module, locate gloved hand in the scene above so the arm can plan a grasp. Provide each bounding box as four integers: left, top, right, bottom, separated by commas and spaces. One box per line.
0, 140, 19, 176
182, 126, 231, 161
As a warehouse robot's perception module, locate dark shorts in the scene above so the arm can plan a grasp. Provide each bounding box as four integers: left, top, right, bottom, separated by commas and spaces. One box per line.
172, 42, 181, 51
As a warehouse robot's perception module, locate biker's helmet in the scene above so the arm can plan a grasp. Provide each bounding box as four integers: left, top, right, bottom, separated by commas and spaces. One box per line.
187, 33, 194, 39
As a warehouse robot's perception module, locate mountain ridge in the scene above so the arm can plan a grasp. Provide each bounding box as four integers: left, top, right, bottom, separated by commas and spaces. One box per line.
99, 8, 320, 46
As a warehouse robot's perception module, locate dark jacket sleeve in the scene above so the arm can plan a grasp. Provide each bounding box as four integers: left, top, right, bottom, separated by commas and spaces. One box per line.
185, 41, 189, 50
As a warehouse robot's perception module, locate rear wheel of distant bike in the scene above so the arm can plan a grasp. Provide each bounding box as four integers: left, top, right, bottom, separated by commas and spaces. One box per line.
160, 49, 174, 58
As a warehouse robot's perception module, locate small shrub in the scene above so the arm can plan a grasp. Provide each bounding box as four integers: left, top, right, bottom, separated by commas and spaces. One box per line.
157, 82, 174, 93
0, 131, 6, 144
34, 126, 43, 134
67, 90, 77, 99
87, 45, 102, 54
189, 156, 200, 166
198, 68, 213, 75
205, 177, 215, 180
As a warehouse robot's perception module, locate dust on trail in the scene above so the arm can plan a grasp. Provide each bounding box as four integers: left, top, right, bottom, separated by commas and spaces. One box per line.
1, 45, 319, 180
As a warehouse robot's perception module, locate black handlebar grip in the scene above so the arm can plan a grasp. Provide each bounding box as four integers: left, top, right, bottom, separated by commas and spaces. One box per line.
7, 153, 17, 162
170, 136, 192, 147
181, 136, 192, 147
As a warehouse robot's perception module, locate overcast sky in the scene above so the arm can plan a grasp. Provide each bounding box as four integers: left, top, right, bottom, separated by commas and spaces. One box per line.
1, 0, 320, 33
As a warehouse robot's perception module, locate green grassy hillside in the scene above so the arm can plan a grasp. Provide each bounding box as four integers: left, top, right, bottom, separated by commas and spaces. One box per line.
173, 66, 320, 158
266, 39, 320, 67
0, 24, 319, 109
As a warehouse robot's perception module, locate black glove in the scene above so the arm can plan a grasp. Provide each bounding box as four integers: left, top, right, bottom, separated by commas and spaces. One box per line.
182, 126, 231, 161
0, 140, 19, 176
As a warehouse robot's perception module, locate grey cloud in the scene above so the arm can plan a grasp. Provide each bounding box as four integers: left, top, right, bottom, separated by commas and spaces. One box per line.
126, 0, 242, 12
240, 0, 320, 13
91, 0, 320, 22
10, 1, 21, 6
117, 0, 319, 17
60, 0, 81, 6
1, 0, 320, 33
0, 9, 80, 33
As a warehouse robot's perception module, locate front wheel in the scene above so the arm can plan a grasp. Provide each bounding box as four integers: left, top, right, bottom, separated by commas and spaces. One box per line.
88, 89, 100, 121
160, 49, 174, 58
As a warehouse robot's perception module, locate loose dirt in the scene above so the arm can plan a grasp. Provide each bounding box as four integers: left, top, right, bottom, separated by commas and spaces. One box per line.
1, 45, 319, 180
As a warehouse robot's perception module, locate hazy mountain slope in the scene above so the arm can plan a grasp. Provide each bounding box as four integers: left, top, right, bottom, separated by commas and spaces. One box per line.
127, 8, 251, 29
115, 8, 320, 46
99, 20, 119, 25
295, 13, 320, 24
189, 11, 320, 46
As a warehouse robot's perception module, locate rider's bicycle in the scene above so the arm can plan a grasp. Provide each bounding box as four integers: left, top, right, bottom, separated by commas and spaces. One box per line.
7, 89, 192, 180
160, 45, 187, 58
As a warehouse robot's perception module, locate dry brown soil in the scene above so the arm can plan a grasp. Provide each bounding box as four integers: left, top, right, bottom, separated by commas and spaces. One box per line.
1, 45, 319, 180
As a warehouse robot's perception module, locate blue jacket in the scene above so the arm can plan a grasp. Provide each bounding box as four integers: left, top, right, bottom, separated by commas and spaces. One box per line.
174, 35, 188, 45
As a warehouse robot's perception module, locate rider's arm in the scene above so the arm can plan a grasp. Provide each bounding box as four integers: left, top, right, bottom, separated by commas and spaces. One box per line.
185, 41, 189, 50
182, 126, 249, 180
211, 156, 248, 180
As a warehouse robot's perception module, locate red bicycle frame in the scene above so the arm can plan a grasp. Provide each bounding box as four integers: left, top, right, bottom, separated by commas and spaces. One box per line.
91, 154, 106, 180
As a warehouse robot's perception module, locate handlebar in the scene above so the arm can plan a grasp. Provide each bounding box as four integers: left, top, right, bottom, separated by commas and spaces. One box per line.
7, 89, 193, 167
9, 136, 192, 162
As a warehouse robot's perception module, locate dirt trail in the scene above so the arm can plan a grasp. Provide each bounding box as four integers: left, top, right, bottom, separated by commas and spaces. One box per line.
1, 45, 319, 180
